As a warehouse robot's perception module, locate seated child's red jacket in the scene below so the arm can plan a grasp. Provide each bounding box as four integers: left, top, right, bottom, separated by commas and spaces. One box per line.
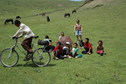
53, 47, 63, 54
84, 42, 92, 48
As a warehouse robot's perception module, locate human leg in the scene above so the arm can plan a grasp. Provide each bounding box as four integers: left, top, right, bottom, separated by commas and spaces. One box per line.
21, 38, 33, 54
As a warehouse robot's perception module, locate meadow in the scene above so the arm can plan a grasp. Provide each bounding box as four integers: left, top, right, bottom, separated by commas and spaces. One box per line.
0, 0, 126, 84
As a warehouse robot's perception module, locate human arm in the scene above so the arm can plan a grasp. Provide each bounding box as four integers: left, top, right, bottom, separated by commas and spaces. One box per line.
87, 43, 92, 54
13, 25, 24, 38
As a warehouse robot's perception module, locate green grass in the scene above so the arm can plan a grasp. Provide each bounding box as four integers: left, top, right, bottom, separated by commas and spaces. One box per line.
0, 0, 126, 84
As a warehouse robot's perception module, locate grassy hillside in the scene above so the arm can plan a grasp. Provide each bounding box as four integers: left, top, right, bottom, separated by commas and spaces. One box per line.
0, 0, 82, 20
0, 0, 126, 84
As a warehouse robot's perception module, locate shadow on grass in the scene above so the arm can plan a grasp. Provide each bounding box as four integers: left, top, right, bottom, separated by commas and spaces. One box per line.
15, 63, 56, 68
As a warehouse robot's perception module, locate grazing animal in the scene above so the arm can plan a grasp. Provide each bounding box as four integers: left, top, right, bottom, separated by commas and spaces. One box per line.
64, 13, 71, 18
42, 13, 45, 16
16, 16, 21, 19
47, 16, 50, 22
72, 10, 76, 14
4, 19, 13, 25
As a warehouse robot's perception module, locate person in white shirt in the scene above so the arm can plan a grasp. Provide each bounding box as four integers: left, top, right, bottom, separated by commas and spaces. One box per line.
59, 32, 65, 40
12, 20, 35, 61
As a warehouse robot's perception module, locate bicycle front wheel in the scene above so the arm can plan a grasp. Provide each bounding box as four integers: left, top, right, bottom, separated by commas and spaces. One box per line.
0, 48, 19, 67
32, 48, 51, 67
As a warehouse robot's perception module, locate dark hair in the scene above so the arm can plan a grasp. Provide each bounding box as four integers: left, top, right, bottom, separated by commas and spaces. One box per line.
98, 40, 103, 44
45, 35, 49, 39
76, 20, 80, 23
85, 38, 89, 41
74, 43, 78, 46
57, 42, 62, 46
61, 32, 64, 34
15, 20, 21, 25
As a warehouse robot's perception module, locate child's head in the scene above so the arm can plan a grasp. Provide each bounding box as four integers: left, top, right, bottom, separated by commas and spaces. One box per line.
56, 42, 62, 47
85, 38, 89, 43
60, 32, 64, 36
66, 42, 70, 47
15, 20, 21, 27
45, 35, 49, 39
98, 40, 103, 46
73, 43, 78, 48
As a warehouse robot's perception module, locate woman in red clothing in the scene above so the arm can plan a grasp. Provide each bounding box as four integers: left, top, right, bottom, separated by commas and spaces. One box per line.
82, 38, 93, 55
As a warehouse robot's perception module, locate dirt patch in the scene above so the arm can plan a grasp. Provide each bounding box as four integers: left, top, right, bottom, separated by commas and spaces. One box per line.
84, 0, 115, 8
57, 4, 64, 7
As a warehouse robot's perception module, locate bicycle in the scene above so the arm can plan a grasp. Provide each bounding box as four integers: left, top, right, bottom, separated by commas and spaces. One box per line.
0, 36, 51, 67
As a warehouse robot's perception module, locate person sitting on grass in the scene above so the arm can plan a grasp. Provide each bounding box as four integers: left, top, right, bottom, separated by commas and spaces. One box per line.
12, 20, 35, 61
52, 42, 64, 60
72, 43, 82, 58
96, 40, 105, 56
82, 38, 93, 55
63, 42, 72, 58
59, 32, 65, 39
44, 35, 55, 52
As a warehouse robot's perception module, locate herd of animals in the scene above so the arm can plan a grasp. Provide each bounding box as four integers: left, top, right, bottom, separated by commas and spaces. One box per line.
3, 0, 94, 25
4, 9, 77, 25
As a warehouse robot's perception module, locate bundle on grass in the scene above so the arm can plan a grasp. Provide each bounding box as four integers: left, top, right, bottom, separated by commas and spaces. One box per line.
58, 36, 73, 48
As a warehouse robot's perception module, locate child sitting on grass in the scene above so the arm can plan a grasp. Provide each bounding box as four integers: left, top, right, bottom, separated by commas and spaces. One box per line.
59, 32, 65, 40
63, 42, 72, 58
52, 42, 64, 60
44, 35, 55, 52
82, 38, 93, 55
72, 43, 82, 58
97, 40, 105, 56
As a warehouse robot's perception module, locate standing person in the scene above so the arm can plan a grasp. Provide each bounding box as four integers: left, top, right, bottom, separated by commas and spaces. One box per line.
59, 32, 65, 39
12, 20, 35, 61
52, 42, 63, 60
82, 38, 93, 55
74, 20, 82, 41
96, 40, 105, 56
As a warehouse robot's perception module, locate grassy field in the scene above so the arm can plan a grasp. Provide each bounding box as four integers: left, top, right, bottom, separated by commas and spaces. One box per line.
0, 0, 126, 84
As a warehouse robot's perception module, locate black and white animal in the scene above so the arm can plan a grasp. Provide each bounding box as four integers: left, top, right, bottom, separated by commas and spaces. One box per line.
16, 16, 21, 19
72, 10, 76, 14
64, 13, 71, 18
4, 19, 13, 25
47, 16, 50, 22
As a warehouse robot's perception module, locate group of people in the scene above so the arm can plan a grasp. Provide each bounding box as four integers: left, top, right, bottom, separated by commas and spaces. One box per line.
52, 33, 105, 60
73, 20, 105, 56
12, 20, 105, 61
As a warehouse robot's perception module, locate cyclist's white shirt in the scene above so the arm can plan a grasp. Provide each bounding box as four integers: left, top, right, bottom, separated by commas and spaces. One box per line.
13, 23, 35, 39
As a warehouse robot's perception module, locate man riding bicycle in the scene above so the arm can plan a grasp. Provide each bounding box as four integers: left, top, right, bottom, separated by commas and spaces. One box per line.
12, 20, 35, 61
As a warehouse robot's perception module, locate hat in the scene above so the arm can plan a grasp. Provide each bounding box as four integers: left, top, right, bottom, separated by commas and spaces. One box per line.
66, 42, 70, 45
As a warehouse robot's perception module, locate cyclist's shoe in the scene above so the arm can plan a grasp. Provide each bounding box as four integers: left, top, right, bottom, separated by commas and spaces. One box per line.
23, 53, 33, 61
23, 57, 29, 61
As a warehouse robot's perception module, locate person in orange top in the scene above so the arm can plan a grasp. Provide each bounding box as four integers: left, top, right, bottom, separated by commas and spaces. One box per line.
82, 38, 93, 55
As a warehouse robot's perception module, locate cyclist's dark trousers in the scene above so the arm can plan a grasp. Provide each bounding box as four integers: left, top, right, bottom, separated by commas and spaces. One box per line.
21, 37, 33, 54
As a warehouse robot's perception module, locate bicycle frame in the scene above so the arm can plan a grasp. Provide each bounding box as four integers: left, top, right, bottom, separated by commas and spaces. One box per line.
11, 37, 38, 56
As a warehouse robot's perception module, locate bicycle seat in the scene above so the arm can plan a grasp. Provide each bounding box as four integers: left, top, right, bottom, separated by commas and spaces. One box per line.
32, 36, 39, 39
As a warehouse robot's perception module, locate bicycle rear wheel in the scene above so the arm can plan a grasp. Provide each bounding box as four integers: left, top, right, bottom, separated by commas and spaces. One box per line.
0, 48, 19, 67
32, 48, 51, 67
